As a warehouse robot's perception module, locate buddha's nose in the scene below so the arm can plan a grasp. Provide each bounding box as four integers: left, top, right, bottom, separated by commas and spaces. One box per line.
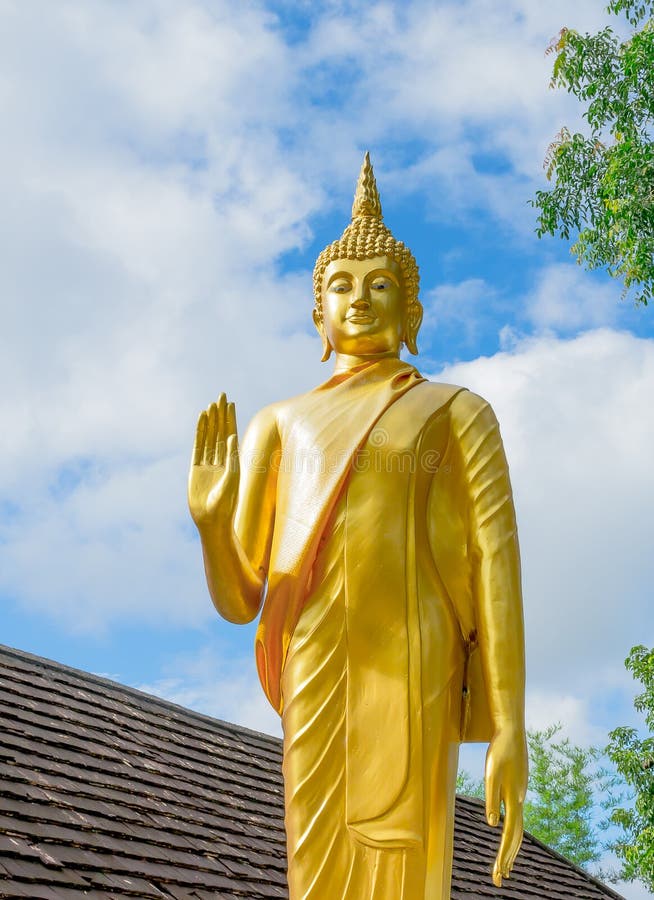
351, 297, 370, 309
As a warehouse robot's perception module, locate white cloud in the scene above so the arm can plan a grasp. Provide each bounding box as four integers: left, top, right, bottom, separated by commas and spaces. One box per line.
0, 455, 207, 632
525, 690, 607, 747
526, 263, 622, 332
295, 0, 609, 230
136, 642, 282, 737
0, 0, 332, 632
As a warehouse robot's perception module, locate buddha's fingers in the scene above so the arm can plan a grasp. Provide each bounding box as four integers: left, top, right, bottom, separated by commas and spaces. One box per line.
193, 410, 208, 467
215, 394, 227, 467
485, 769, 501, 829
226, 401, 237, 441
492, 858, 503, 889
217, 392, 227, 436
226, 434, 240, 483
506, 816, 524, 872
495, 796, 523, 884
204, 403, 218, 466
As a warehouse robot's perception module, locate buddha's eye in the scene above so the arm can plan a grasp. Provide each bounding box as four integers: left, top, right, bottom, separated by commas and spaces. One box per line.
330, 280, 351, 293
371, 280, 390, 291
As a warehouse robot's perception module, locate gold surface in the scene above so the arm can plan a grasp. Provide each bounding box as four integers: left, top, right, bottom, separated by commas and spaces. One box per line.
188, 154, 527, 897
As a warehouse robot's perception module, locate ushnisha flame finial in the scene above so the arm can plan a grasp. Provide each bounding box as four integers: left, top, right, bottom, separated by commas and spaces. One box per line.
312, 151, 421, 353
351, 151, 382, 220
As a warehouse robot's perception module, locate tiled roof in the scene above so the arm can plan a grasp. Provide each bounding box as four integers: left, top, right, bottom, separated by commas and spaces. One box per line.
0, 644, 623, 899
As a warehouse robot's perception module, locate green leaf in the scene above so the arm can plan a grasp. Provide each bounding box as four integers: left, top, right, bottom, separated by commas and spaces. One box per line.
532, 2, 654, 306
606, 646, 654, 890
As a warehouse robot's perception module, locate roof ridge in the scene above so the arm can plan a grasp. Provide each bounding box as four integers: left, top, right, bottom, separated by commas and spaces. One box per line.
519, 827, 625, 899
454, 794, 625, 899
0, 642, 281, 750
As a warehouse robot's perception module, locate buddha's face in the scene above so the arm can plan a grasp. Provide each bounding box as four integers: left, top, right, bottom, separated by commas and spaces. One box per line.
317, 256, 405, 357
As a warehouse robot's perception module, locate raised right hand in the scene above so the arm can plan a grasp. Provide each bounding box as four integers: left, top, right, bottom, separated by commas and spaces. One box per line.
188, 393, 239, 531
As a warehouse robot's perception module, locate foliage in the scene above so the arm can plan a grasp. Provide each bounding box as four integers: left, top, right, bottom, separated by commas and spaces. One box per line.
524, 725, 611, 870
532, 1, 654, 305
607, 645, 654, 891
458, 725, 619, 871
456, 769, 485, 799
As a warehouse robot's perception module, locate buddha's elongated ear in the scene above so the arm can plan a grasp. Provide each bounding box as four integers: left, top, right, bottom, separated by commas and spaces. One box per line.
313, 307, 333, 362
403, 300, 423, 355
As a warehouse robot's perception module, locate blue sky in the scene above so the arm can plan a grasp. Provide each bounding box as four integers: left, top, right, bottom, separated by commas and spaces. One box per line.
1, 1, 653, 893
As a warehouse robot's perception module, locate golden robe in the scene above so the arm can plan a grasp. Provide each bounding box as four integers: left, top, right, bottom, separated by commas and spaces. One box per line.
253, 359, 522, 900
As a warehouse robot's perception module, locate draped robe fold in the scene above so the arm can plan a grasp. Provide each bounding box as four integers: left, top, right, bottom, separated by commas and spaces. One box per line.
255, 357, 424, 715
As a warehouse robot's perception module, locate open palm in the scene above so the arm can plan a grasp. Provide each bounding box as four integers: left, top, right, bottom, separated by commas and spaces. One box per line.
188, 393, 239, 529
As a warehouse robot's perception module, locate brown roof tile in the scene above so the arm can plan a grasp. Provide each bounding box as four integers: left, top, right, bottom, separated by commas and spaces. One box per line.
0, 644, 623, 899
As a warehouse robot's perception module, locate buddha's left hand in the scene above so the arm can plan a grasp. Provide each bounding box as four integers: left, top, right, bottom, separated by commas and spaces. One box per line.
484, 726, 528, 887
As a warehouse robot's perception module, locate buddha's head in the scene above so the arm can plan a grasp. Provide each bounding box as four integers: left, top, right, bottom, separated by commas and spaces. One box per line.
313, 153, 423, 361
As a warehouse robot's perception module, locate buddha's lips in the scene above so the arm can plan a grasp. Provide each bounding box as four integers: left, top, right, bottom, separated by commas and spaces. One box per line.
346, 313, 376, 323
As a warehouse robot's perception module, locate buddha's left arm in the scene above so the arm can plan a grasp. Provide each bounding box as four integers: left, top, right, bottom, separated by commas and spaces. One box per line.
450, 389, 528, 887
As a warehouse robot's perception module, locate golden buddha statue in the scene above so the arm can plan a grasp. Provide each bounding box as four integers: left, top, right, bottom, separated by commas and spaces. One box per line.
188, 153, 528, 899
